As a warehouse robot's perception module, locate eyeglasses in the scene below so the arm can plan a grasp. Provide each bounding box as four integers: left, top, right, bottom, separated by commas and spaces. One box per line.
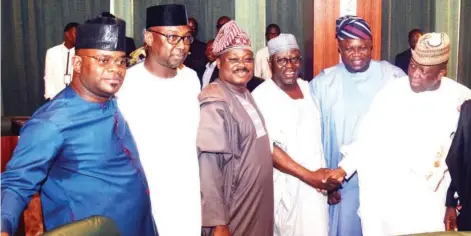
81, 55, 127, 67
275, 56, 302, 66
147, 29, 194, 45
225, 57, 255, 65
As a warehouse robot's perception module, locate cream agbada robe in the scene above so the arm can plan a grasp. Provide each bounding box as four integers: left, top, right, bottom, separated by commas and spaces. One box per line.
117, 63, 202, 236
339, 76, 471, 236
252, 79, 329, 236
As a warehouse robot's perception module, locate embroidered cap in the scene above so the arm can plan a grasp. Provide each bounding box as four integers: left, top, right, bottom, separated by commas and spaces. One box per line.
336, 15, 372, 40
267, 33, 299, 56
212, 20, 251, 56
411, 32, 450, 66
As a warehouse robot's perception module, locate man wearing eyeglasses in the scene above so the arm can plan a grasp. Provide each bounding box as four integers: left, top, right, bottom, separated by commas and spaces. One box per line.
198, 20, 273, 236
1, 16, 157, 236
252, 33, 340, 236
116, 4, 202, 236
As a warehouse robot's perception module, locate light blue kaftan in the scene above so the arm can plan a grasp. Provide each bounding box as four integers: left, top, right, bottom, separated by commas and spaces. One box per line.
309, 60, 405, 236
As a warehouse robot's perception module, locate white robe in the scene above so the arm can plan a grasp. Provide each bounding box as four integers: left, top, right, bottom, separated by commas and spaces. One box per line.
252, 79, 329, 236
339, 76, 471, 236
117, 63, 202, 236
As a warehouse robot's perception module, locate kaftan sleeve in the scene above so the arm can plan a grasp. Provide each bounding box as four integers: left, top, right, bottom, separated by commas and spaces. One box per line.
197, 101, 232, 227
1, 120, 63, 235
338, 83, 393, 179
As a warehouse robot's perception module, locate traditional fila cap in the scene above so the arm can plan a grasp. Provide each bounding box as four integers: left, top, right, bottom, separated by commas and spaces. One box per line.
267, 33, 299, 56
411, 32, 450, 66
212, 20, 251, 56
336, 15, 372, 40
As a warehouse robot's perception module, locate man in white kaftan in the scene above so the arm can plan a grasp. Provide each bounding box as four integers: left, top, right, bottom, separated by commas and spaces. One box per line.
117, 4, 201, 236
253, 34, 339, 236
329, 33, 471, 236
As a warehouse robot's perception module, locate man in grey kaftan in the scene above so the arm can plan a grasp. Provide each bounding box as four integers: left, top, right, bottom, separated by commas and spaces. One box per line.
197, 20, 274, 236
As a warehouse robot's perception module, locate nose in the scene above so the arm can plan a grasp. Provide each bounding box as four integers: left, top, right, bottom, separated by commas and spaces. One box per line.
175, 38, 185, 49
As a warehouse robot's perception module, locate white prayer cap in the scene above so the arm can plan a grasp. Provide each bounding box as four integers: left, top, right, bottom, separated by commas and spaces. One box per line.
267, 33, 299, 56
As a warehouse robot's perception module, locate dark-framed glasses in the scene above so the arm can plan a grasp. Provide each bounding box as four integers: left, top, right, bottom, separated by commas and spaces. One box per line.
81, 55, 127, 67
147, 29, 194, 45
275, 56, 302, 66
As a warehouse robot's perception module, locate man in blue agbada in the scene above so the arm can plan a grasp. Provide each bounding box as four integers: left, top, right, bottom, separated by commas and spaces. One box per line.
1, 16, 157, 236
309, 15, 405, 236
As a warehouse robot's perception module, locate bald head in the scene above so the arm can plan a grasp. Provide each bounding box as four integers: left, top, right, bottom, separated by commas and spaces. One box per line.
216, 16, 231, 32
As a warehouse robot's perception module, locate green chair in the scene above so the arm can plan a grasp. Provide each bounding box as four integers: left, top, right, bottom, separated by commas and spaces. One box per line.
42, 216, 120, 236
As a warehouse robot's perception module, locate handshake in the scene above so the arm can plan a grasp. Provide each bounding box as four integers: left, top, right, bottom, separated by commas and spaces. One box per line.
302, 167, 347, 204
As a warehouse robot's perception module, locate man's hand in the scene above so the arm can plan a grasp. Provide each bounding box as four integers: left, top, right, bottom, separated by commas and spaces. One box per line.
327, 167, 347, 183
444, 207, 458, 231
2, 232, 9, 236
328, 191, 341, 205
213, 225, 231, 236
303, 168, 341, 192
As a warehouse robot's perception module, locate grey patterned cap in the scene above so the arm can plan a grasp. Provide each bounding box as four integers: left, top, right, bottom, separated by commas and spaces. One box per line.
267, 33, 299, 56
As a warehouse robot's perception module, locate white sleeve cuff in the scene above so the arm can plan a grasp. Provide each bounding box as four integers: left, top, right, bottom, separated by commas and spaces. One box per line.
338, 145, 357, 179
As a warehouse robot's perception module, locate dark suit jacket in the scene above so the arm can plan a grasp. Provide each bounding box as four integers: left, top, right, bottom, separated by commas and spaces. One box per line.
184, 39, 207, 80
394, 49, 412, 74
446, 100, 471, 230
206, 68, 264, 92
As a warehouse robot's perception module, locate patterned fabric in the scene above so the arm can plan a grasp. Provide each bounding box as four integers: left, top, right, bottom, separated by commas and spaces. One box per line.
213, 20, 251, 55
411, 32, 450, 66
335, 15, 372, 41
267, 33, 299, 56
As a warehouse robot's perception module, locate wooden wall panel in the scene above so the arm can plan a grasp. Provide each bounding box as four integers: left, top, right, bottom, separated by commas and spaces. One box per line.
313, 1, 339, 76
357, 0, 382, 60
312, 0, 382, 76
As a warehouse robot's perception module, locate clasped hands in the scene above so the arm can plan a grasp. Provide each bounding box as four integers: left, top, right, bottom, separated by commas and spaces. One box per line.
302, 167, 347, 205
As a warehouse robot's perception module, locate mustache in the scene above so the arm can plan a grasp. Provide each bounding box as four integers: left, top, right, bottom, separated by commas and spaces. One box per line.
233, 68, 249, 73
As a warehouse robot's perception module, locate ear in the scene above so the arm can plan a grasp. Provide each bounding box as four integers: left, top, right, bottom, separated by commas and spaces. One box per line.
72, 56, 82, 74
144, 31, 153, 47
438, 67, 447, 79
216, 58, 221, 70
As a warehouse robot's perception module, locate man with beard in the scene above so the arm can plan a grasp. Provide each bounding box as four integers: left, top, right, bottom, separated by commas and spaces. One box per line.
117, 4, 201, 236
1, 16, 157, 236
309, 15, 406, 236
197, 20, 273, 236
252, 33, 339, 236
328, 32, 471, 235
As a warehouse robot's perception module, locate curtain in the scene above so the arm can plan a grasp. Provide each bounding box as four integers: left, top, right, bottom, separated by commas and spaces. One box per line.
266, 0, 314, 79
1, 0, 110, 116
235, 0, 265, 55
132, 0, 235, 46
434, 0, 460, 80
381, 0, 435, 63
457, 0, 471, 88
